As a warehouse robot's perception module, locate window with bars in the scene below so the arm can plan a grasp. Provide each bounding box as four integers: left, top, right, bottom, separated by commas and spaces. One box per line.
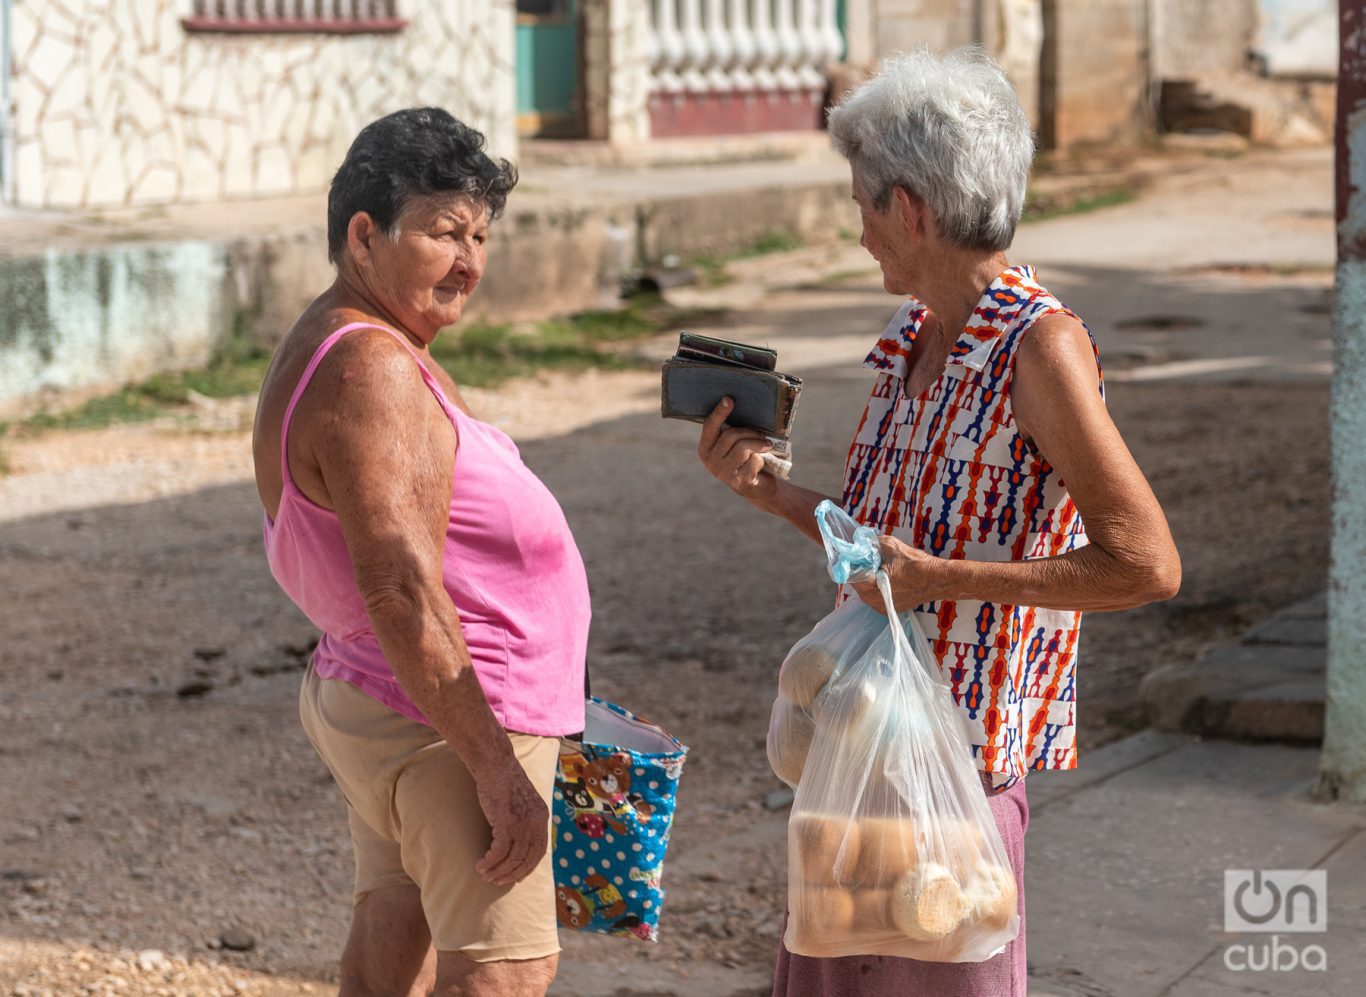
181, 1, 406, 34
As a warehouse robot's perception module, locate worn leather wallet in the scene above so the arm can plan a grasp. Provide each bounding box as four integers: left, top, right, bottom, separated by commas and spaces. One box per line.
660, 333, 803, 439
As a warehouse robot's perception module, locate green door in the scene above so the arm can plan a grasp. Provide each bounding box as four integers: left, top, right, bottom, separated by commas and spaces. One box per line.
516, 0, 582, 138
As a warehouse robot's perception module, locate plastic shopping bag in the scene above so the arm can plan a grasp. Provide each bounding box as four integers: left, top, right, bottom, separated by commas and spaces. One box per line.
552, 698, 688, 941
771, 501, 1020, 962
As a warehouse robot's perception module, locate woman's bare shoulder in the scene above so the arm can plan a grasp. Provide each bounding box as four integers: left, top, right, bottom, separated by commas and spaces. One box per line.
1015, 311, 1098, 384
259, 306, 427, 450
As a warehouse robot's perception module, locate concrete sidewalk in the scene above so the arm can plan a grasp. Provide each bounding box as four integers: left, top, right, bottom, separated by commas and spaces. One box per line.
1140, 594, 1327, 744
550, 727, 1365, 997
1025, 732, 1362, 996
1019, 582, 1351, 996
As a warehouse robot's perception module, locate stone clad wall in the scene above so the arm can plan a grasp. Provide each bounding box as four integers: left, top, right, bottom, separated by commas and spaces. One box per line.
8, 0, 517, 210
582, 0, 651, 143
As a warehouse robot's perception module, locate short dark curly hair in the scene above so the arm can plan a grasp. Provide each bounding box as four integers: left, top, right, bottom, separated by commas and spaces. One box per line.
326, 107, 518, 264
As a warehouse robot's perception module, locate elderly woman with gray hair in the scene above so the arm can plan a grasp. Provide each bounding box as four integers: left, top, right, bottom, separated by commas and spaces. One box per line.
696, 49, 1180, 995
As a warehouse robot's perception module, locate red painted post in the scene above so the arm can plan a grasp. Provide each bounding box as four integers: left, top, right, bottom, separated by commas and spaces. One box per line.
1338, 1, 1366, 253
1321, 0, 1366, 802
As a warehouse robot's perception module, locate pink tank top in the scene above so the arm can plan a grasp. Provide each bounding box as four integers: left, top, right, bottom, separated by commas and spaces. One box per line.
263, 322, 589, 736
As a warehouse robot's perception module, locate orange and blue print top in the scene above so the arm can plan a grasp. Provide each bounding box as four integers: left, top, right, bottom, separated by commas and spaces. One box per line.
841, 266, 1102, 790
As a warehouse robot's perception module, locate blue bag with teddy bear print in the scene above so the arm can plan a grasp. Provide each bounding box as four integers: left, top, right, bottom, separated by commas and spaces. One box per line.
552, 697, 688, 941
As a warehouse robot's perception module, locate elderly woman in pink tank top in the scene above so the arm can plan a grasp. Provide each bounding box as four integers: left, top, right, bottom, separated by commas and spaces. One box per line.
695, 50, 1181, 996
251, 108, 590, 997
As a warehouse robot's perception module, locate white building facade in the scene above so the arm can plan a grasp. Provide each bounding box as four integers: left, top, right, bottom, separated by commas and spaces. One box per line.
0, 0, 518, 210
0, 1, 1326, 211
0, 0, 857, 210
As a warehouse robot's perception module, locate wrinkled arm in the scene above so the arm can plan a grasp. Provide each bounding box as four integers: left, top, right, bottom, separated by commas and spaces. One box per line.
306, 333, 546, 884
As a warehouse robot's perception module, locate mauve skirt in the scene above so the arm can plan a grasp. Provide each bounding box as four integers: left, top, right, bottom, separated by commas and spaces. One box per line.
772, 779, 1030, 997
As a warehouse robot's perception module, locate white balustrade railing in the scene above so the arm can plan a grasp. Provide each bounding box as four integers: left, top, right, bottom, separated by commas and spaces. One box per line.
750, 0, 781, 91
817, 0, 844, 65
703, 0, 734, 91
647, 0, 840, 97
796, 0, 824, 88
771, 0, 804, 90
652, 0, 687, 94
726, 0, 757, 90
678, 0, 711, 93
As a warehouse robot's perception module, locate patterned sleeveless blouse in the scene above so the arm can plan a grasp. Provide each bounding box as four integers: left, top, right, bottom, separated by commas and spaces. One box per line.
841, 266, 1103, 790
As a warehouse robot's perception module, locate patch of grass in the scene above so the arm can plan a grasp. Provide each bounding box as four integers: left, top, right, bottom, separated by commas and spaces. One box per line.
743, 231, 803, 257
428, 321, 634, 388
430, 292, 726, 388
10, 334, 273, 436
1189, 261, 1336, 279
1023, 185, 1138, 223
18, 384, 182, 433
549, 299, 659, 343
688, 230, 806, 288
689, 255, 735, 288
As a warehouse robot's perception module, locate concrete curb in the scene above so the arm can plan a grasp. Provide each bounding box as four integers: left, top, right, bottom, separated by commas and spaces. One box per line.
1139, 592, 1327, 743
0, 154, 854, 416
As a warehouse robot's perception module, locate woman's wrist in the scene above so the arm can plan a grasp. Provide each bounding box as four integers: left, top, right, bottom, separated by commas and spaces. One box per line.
744, 468, 787, 514
925, 553, 958, 603
880, 540, 961, 609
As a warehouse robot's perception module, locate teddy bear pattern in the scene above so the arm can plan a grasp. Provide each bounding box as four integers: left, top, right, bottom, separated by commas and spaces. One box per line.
552, 737, 680, 941
559, 753, 656, 838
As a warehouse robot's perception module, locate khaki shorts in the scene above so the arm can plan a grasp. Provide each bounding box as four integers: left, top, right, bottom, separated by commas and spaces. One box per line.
299, 665, 560, 961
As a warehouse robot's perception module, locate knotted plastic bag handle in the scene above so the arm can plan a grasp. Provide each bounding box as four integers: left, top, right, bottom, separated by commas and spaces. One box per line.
814, 499, 882, 585
814, 501, 949, 691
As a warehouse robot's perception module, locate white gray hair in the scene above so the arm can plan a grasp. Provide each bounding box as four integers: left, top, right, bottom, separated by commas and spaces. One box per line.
828, 47, 1034, 252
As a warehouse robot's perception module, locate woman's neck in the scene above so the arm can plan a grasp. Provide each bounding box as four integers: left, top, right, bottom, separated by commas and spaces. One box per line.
327, 269, 431, 349
910, 250, 1011, 338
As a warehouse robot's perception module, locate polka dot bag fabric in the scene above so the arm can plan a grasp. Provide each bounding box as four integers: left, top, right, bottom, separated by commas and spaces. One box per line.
553, 697, 688, 941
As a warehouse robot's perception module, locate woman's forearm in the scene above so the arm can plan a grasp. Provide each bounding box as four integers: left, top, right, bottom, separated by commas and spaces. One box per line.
921, 541, 1181, 613
751, 475, 835, 547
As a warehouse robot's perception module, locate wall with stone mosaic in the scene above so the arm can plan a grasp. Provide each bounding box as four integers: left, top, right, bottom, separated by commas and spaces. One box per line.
582, 0, 651, 144
7, 0, 517, 210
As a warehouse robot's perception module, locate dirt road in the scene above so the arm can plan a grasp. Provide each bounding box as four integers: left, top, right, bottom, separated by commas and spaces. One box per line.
0, 147, 1332, 995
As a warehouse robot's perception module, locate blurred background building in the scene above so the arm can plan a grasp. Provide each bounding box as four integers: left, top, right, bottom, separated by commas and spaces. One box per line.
0, 0, 1340, 211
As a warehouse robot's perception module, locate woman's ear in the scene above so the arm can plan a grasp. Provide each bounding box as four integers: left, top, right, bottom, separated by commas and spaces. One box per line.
346, 212, 380, 267
890, 186, 928, 238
